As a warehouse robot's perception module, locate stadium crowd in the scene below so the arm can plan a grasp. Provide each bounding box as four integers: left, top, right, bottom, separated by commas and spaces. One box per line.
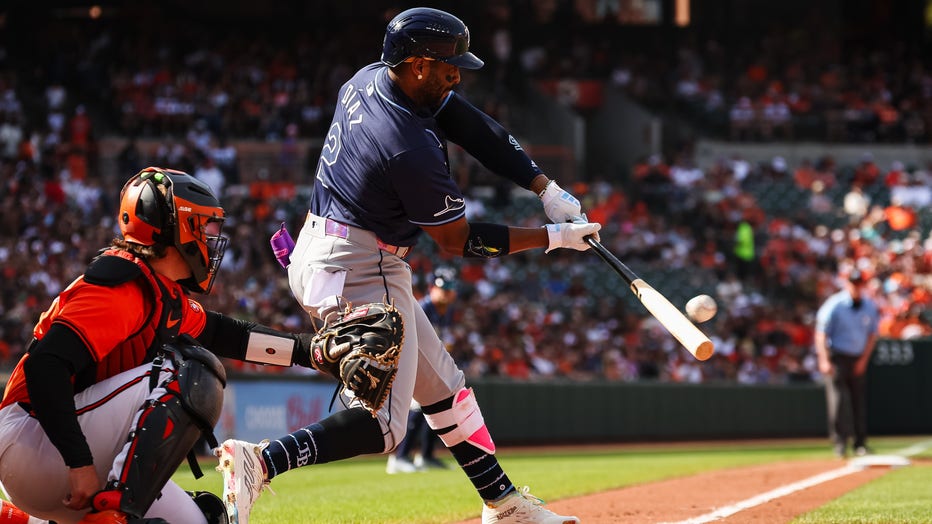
6, 2, 929, 147
0, 1, 930, 385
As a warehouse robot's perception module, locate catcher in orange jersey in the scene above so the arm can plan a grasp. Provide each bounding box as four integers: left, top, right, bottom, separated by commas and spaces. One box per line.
0, 167, 319, 524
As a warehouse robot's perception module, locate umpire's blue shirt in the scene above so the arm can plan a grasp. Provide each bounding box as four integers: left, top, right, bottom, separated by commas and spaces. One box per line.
310, 63, 466, 246
815, 290, 880, 356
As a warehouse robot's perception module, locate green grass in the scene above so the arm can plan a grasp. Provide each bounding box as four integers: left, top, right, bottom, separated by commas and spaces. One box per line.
172, 439, 849, 524
793, 452, 932, 524
8, 437, 932, 523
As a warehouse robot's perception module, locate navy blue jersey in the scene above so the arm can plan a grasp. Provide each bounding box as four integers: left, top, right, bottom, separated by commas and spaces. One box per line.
311, 63, 466, 246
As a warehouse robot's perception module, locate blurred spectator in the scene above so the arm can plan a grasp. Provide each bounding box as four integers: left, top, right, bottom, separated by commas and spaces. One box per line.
0, 113, 22, 160
117, 137, 144, 175
210, 135, 239, 184
194, 154, 225, 200
853, 153, 880, 187
759, 88, 793, 141
843, 185, 870, 223
729, 97, 756, 141
0, 1, 930, 390
793, 158, 817, 190
884, 161, 908, 188
883, 198, 917, 232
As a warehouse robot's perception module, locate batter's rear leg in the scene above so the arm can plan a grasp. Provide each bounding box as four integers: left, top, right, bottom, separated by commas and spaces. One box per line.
423, 388, 581, 524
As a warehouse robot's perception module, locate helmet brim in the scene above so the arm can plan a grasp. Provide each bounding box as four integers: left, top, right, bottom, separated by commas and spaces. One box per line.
443, 52, 484, 70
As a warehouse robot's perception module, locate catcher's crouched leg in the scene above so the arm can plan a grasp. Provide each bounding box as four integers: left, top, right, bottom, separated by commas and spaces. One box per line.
92, 339, 226, 519
423, 388, 495, 454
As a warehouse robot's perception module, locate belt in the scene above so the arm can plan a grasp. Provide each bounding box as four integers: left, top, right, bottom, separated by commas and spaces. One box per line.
321, 217, 412, 258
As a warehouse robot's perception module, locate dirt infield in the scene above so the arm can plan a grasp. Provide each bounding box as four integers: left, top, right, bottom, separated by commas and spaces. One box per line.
454, 458, 893, 524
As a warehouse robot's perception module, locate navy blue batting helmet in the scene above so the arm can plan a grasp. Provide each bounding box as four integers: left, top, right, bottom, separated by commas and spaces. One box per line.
381, 7, 484, 70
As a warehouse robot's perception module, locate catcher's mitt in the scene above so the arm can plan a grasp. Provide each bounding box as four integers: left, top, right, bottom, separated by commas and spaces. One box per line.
310, 301, 404, 415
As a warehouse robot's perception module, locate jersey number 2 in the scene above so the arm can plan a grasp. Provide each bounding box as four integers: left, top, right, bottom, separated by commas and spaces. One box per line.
321, 122, 342, 166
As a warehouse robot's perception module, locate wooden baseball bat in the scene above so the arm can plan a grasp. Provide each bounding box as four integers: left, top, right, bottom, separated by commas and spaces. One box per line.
585, 236, 714, 361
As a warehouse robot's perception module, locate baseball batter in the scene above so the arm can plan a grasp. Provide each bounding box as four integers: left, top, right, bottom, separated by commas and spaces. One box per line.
217, 8, 598, 524
0, 168, 318, 524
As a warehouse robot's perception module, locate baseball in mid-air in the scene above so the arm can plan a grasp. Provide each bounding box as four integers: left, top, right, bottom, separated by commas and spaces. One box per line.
685, 294, 717, 323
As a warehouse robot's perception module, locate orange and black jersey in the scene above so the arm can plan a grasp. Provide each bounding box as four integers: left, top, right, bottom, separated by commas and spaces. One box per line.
1, 250, 207, 411
0, 249, 289, 468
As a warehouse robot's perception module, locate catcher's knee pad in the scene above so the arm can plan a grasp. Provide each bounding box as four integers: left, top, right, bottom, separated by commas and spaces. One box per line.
187, 490, 229, 524
423, 388, 495, 454
96, 340, 226, 517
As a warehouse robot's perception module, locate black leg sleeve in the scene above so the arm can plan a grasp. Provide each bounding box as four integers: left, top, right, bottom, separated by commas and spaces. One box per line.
315, 407, 385, 463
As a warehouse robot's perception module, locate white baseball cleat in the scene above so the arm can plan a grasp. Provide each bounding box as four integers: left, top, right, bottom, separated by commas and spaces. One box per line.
481, 486, 580, 524
215, 439, 273, 524
386, 455, 419, 474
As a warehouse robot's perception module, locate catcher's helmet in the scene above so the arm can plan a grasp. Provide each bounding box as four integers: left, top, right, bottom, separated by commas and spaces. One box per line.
381, 7, 483, 70
119, 167, 228, 294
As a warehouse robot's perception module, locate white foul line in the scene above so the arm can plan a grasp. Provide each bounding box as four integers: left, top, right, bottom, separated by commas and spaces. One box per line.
662, 440, 932, 524
663, 465, 862, 524
895, 439, 932, 457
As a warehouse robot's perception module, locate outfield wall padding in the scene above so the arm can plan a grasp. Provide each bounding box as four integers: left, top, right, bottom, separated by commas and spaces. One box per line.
467, 380, 827, 443
866, 338, 932, 435
464, 338, 932, 444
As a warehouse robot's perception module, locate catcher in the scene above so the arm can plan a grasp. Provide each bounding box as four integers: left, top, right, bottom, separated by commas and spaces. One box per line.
0, 167, 332, 524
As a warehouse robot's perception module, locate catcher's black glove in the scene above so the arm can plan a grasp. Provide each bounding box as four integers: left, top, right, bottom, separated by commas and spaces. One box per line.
309, 301, 404, 415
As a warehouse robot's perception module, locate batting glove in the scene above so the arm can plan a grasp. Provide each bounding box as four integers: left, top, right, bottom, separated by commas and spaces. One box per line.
539, 180, 584, 223
544, 222, 602, 253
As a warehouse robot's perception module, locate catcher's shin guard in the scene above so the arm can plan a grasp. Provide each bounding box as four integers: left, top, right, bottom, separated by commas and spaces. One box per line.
423, 388, 495, 454
94, 339, 226, 517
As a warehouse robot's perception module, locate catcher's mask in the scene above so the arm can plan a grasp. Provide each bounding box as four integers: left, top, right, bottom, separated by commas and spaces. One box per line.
119, 166, 228, 294
380, 7, 483, 70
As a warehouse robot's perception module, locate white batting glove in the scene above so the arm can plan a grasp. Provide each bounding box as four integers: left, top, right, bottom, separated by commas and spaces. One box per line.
544, 222, 602, 253
539, 181, 584, 223
573, 214, 600, 243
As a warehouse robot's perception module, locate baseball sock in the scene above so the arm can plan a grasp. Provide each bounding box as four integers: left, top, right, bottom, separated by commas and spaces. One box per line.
422, 397, 514, 502
261, 407, 383, 479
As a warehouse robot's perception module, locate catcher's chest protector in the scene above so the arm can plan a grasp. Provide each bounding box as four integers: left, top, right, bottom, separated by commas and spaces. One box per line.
80, 249, 185, 378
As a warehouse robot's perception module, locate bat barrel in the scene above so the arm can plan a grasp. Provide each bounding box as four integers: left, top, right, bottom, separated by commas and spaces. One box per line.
584, 235, 715, 361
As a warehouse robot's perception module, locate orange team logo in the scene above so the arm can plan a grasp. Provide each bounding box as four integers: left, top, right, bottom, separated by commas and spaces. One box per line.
166, 310, 181, 329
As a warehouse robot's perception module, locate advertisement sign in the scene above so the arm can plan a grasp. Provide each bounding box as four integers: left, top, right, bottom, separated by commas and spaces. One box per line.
217, 378, 343, 443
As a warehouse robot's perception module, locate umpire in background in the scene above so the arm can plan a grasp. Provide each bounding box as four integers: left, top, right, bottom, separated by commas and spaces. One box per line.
814, 268, 880, 458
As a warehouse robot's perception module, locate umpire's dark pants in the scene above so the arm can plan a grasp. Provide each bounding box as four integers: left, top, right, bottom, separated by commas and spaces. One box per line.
825, 353, 868, 448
